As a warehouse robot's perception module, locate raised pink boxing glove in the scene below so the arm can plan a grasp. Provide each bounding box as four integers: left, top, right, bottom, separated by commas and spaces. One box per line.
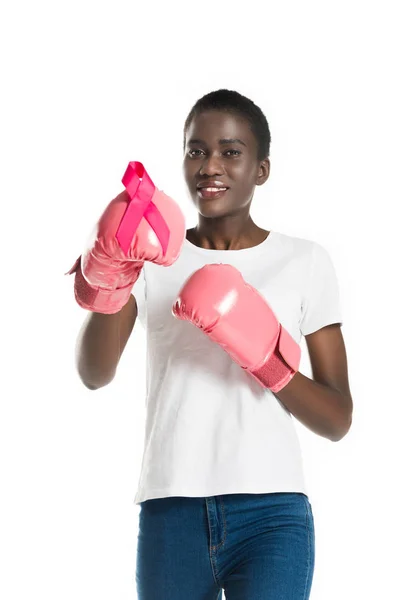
66, 161, 185, 314
172, 263, 301, 392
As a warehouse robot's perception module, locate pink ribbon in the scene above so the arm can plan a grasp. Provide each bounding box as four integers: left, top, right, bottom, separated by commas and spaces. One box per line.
115, 161, 170, 256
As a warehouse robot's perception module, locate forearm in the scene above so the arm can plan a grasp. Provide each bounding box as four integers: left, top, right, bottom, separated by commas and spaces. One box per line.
274, 371, 352, 442
75, 311, 122, 390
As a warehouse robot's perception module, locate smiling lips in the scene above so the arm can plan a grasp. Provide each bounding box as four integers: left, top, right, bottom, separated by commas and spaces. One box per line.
197, 187, 228, 199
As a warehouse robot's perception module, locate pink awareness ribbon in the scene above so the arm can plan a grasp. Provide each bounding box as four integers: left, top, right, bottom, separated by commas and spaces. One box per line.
115, 161, 170, 256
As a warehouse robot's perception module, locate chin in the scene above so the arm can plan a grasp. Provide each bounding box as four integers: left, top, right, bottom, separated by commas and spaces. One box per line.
193, 199, 232, 219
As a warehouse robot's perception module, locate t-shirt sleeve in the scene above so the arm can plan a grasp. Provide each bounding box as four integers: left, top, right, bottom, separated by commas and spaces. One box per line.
299, 242, 343, 336
131, 267, 147, 327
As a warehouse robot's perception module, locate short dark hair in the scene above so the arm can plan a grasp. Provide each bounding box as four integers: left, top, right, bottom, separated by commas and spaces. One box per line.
183, 89, 271, 161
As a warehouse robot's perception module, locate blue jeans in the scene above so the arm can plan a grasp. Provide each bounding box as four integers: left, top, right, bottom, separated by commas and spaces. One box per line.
136, 492, 315, 599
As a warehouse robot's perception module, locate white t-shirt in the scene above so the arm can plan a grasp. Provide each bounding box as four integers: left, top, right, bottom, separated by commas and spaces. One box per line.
132, 231, 342, 505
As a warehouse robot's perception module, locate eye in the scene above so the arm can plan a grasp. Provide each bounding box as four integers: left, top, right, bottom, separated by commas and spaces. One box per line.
188, 149, 204, 157
188, 149, 241, 157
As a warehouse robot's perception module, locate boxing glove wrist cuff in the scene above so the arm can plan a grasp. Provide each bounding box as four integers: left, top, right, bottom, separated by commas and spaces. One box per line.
66, 256, 143, 314
250, 324, 301, 392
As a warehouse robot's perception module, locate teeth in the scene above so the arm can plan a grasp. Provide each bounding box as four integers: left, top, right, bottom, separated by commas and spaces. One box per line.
201, 187, 227, 192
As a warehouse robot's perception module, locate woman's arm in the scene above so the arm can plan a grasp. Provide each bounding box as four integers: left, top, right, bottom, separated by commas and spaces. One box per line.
75, 294, 138, 390
274, 324, 353, 442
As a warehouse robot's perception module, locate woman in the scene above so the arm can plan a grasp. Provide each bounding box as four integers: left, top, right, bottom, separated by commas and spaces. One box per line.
72, 89, 353, 599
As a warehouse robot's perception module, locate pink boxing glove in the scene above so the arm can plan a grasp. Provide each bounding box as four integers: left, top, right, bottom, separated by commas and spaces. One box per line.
66, 161, 185, 314
172, 264, 301, 392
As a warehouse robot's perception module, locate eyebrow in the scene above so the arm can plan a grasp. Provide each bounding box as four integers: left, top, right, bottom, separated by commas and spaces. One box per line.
187, 138, 247, 147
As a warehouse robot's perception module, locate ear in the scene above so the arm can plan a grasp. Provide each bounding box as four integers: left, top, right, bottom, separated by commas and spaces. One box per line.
257, 158, 270, 186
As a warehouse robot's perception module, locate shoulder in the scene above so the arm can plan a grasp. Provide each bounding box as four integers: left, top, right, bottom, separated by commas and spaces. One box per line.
274, 231, 335, 260
271, 230, 318, 262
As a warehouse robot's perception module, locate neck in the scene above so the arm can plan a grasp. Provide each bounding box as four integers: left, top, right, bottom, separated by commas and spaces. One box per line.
190, 215, 267, 251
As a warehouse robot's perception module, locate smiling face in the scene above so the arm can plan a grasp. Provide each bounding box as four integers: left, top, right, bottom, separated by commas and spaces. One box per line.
183, 110, 270, 220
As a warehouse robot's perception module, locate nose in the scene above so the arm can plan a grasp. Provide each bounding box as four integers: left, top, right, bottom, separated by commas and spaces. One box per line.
199, 153, 224, 176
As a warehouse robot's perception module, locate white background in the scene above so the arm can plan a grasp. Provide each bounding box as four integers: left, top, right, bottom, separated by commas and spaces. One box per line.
1, 0, 399, 598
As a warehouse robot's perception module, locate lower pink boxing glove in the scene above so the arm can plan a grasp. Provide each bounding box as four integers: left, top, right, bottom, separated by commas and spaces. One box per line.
172, 263, 301, 392
66, 161, 185, 314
